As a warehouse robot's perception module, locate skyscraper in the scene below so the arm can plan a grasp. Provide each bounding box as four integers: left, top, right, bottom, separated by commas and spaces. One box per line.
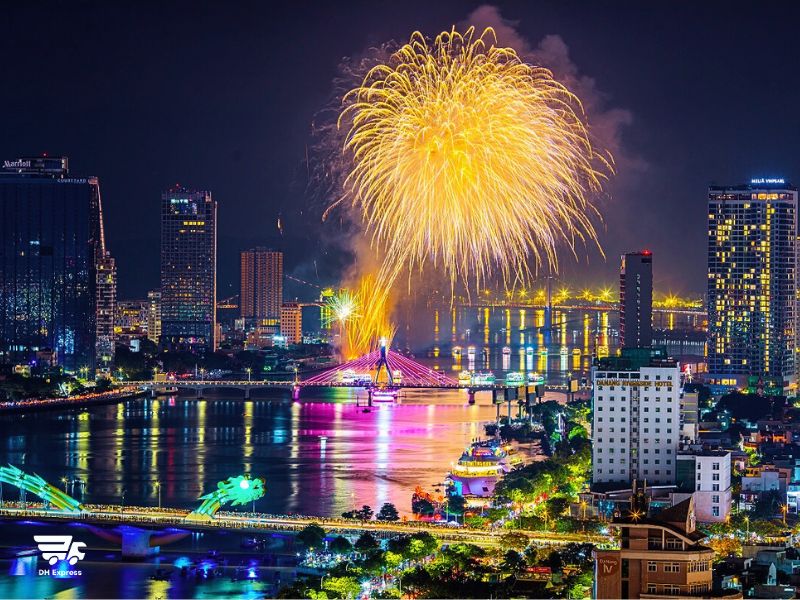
95, 252, 117, 369
147, 290, 161, 344
240, 248, 283, 320
0, 156, 111, 372
160, 187, 217, 352
707, 180, 797, 391
619, 251, 653, 348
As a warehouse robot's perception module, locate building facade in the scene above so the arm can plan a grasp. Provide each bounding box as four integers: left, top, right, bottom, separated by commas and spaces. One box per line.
0, 156, 111, 372
280, 302, 302, 345
95, 252, 117, 369
620, 251, 653, 348
707, 180, 797, 391
240, 247, 283, 320
676, 451, 732, 523
159, 187, 217, 352
146, 290, 161, 344
592, 348, 682, 486
593, 496, 739, 599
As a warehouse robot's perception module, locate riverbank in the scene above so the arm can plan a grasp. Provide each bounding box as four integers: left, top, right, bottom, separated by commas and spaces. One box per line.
0, 387, 147, 414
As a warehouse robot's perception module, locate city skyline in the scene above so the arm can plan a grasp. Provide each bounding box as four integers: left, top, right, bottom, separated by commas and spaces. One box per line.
3, 2, 800, 299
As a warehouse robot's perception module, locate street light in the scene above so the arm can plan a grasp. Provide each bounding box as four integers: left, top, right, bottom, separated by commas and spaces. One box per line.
200, 368, 206, 381
61, 476, 68, 493
782, 504, 788, 526
246, 367, 252, 382
744, 515, 750, 537
154, 481, 162, 509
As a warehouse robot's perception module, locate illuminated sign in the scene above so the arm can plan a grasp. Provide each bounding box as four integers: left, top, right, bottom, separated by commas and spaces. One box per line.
751, 178, 785, 185
3, 159, 31, 169
596, 379, 673, 388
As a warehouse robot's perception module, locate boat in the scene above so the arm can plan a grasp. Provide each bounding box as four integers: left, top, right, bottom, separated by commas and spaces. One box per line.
471, 371, 495, 386
338, 369, 372, 385
458, 370, 472, 385
504, 372, 525, 385
372, 388, 398, 402
446, 438, 524, 499
527, 372, 545, 385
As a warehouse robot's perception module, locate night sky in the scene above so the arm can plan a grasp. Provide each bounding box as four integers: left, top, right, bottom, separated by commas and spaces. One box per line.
3, 1, 799, 300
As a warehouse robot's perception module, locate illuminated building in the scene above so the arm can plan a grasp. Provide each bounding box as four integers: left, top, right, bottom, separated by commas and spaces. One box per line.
707, 180, 797, 391
319, 287, 335, 330
0, 156, 110, 372
280, 302, 302, 345
619, 251, 653, 348
676, 450, 731, 523
146, 290, 161, 344
592, 348, 681, 486
592, 495, 738, 599
95, 252, 117, 368
240, 247, 282, 320
160, 187, 217, 352
115, 299, 149, 345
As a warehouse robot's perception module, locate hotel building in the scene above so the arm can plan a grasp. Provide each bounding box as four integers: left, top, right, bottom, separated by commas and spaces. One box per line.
707, 179, 797, 392
592, 348, 681, 487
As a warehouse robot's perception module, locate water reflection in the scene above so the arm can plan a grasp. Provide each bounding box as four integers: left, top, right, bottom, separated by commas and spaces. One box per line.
0, 392, 499, 518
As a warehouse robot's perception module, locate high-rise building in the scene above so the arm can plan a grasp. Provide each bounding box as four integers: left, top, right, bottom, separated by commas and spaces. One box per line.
147, 290, 161, 344
0, 156, 110, 372
95, 252, 117, 369
619, 251, 653, 348
280, 302, 302, 345
160, 187, 217, 352
592, 347, 681, 487
707, 180, 797, 391
240, 248, 282, 320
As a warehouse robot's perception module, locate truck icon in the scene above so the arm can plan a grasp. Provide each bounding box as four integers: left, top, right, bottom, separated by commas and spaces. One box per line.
34, 535, 87, 565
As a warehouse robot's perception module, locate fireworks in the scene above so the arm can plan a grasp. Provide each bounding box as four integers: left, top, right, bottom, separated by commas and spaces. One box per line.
334, 26, 610, 291
323, 290, 359, 328
326, 277, 396, 359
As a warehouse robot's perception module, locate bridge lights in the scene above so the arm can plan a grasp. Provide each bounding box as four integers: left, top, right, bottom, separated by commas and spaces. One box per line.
154, 480, 162, 509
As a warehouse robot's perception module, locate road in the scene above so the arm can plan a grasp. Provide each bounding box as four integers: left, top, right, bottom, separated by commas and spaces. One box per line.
0, 504, 607, 548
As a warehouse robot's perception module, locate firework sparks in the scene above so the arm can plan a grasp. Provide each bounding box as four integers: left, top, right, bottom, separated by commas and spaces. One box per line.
325, 277, 396, 359
334, 26, 610, 291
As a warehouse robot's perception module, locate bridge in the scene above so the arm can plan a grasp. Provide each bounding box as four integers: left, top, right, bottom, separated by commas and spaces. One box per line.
0, 465, 606, 555
129, 346, 588, 406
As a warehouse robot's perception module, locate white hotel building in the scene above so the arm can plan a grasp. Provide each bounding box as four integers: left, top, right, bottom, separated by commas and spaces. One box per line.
592, 349, 682, 486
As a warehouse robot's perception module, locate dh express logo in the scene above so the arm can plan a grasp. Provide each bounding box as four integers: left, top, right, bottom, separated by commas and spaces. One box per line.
34, 535, 86, 576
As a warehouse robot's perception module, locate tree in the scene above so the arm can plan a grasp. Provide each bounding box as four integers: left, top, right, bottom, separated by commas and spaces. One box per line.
355, 532, 380, 553
329, 535, 352, 555
501, 549, 526, 573
357, 504, 373, 521
500, 531, 530, 552
321, 576, 361, 599
376, 502, 400, 521
447, 495, 467, 516
412, 496, 435, 516
297, 523, 326, 549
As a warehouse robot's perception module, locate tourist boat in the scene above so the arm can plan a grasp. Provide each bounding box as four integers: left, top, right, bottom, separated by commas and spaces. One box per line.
527, 372, 545, 385
372, 387, 399, 402
446, 438, 524, 499
338, 369, 372, 385
471, 371, 495, 386
504, 372, 525, 385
